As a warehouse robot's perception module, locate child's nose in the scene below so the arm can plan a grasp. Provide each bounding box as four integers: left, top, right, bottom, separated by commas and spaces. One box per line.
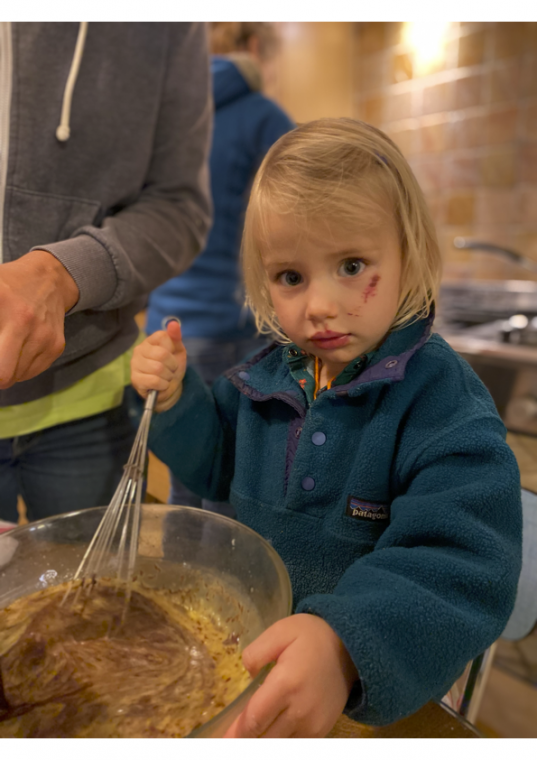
305, 283, 338, 322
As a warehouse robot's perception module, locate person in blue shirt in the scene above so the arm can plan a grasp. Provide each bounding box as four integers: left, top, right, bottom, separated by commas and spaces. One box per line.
131, 118, 522, 737
145, 23, 294, 514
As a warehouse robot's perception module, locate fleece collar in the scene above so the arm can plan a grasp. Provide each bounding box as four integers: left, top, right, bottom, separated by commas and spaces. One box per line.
333, 310, 434, 396
224, 310, 435, 408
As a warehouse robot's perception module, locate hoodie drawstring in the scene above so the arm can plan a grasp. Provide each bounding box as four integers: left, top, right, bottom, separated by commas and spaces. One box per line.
56, 22, 88, 142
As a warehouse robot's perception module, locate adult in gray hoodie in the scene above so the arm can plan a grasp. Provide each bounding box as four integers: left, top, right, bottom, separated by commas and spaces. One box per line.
0, 22, 212, 522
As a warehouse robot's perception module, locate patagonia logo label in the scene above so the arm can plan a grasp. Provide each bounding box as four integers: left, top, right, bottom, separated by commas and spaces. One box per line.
346, 496, 389, 522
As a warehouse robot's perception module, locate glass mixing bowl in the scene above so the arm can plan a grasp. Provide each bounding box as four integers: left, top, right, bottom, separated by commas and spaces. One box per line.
0, 504, 292, 737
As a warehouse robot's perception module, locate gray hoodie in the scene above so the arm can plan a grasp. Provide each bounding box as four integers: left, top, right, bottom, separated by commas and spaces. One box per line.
0, 22, 212, 407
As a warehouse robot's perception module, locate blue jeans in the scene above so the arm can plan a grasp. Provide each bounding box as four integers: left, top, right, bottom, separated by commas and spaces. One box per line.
168, 335, 268, 518
0, 387, 138, 524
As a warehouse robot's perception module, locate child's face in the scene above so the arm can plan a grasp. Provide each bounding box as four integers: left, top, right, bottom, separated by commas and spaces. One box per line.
262, 209, 402, 379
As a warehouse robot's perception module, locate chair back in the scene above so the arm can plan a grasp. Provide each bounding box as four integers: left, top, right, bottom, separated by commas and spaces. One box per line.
458, 488, 536, 720
502, 488, 537, 641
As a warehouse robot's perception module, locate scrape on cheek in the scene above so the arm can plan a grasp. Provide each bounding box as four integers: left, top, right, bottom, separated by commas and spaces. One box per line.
363, 275, 380, 303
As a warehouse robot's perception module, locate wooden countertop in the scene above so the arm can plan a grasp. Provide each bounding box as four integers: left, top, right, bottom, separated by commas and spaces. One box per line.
328, 701, 480, 738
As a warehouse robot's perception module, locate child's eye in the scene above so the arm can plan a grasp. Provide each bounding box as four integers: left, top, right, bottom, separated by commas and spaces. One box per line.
338, 258, 365, 278
278, 270, 303, 287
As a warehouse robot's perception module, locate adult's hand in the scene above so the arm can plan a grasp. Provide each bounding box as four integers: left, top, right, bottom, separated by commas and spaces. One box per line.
0, 250, 79, 389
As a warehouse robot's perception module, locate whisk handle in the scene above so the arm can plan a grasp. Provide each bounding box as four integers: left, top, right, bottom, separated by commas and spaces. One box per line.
145, 389, 158, 413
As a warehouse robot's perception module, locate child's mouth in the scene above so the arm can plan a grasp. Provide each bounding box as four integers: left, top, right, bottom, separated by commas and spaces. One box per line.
310, 332, 350, 350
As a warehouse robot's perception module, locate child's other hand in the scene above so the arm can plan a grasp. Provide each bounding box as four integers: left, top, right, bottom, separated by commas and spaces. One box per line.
224, 613, 358, 738
131, 320, 186, 413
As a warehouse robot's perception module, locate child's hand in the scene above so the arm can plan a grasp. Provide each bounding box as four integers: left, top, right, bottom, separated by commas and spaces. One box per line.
131, 320, 186, 413
223, 613, 358, 738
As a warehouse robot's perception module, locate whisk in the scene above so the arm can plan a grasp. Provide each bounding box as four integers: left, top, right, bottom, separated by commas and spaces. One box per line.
63, 316, 180, 619
63, 389, 157, 617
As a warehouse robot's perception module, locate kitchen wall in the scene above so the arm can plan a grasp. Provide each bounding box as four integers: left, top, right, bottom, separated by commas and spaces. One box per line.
353, 22, 537, 282
265, 23, 354, 122
269, 22, 537, 283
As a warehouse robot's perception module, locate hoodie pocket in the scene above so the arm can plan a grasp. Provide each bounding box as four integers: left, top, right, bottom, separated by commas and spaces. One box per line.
5, 186, 101, 262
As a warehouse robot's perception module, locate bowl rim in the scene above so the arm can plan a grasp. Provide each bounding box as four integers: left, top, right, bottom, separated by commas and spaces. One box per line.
2, 504, 293, 604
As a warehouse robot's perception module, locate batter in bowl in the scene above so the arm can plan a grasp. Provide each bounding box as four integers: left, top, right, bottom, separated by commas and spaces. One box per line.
0, 580, 250, 737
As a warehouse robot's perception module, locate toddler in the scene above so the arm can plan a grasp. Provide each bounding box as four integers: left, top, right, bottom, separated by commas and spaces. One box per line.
131, 118, 522, 737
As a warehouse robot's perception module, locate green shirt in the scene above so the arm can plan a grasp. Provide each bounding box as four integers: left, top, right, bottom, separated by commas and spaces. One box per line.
0, 336, 143, 438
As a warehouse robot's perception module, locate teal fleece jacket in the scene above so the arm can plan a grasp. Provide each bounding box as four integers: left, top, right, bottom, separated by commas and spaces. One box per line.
148, 314, 522, 726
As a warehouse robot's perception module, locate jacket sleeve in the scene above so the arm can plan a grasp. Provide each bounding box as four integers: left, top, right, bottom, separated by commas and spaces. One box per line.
148, 367, 239, 502
296, 402, 522, 725
36, 23, 213, 314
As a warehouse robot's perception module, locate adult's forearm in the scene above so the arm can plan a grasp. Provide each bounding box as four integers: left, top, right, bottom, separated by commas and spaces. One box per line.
27, 250, 80, 312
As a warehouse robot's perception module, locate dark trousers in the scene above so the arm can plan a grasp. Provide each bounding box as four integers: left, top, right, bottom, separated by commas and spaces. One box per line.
0, 387, 138, 523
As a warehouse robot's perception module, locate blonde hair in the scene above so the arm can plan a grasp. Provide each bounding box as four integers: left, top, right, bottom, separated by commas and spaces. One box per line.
242, 118, 442, 342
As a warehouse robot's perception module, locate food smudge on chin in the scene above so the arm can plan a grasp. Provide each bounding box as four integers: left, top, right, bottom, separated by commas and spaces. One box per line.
363, 275, 380, 303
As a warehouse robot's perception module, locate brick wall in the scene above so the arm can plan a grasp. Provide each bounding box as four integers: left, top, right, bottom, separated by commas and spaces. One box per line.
353, 22, 537, 282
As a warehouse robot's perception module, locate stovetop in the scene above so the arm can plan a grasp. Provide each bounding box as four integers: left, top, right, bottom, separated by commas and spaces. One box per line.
439, 280, 537, 326
443, 316, 537, 348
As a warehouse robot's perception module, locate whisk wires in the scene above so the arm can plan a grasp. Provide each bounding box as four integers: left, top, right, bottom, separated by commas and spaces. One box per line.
62, 390, 157, 620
